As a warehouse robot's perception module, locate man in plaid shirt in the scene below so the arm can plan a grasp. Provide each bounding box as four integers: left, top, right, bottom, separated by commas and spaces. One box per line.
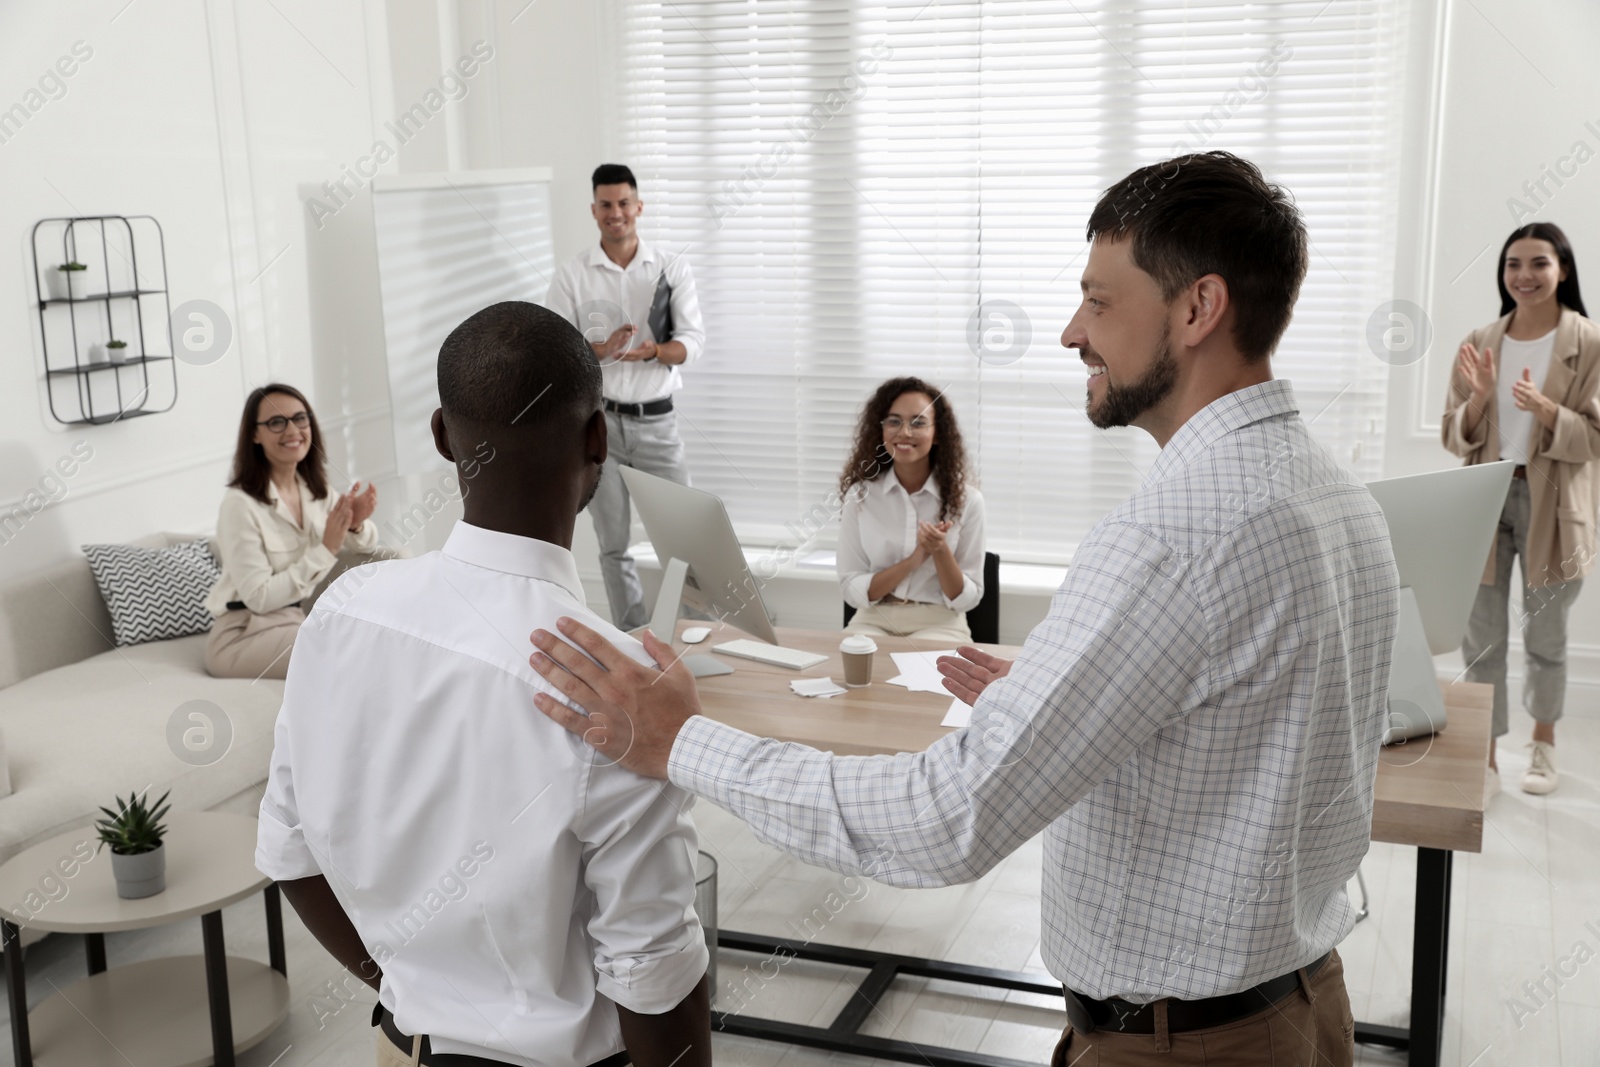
529, 152, 1398, 1067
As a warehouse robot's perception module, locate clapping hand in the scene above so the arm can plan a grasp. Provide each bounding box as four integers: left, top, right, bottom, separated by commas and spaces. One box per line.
916, 520, 953, 559
936, 645, 1014, 705
347, 481, 377, 528
597, 324, 637, 363
1455, 342, 1496, 403
1511, 367, 1559, 429
322, 493, 354, 554
621, 338, 658, 362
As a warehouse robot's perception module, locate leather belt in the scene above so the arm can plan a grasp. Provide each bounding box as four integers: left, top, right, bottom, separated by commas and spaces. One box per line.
374, 1004, 629, 1067
1513, 465, 1528, 480
225, 600, 300, 612
1062, 951, 1330, 1035
604, 396, 673, 418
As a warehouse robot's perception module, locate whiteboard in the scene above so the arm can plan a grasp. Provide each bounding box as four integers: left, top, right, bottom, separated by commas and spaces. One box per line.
371, 169, 555, 475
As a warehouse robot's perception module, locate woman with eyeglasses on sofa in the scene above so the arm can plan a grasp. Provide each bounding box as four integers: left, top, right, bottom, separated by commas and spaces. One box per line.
204, 384, 380, 679
837, 376, 986, 643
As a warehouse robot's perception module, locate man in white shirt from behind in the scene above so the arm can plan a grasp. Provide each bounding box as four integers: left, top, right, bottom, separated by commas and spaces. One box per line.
545, 163, 707, 632
255, 301, 712, 1067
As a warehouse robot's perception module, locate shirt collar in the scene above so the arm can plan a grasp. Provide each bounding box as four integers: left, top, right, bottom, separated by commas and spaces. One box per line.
586, 237, 655, 273
442, 522, 587, 604
877, 471, 941, 500
1145, 380, 1299, 485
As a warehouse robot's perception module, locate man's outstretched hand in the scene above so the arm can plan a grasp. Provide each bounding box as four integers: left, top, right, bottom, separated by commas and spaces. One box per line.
936, 645, 1013, 705
529, 619, 703, 779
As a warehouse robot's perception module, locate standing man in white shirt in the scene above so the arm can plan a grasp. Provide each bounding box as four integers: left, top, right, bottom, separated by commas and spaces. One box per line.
256, 301, 711, 1067
526, 153, 1399, 1067
545, 163, 707, 631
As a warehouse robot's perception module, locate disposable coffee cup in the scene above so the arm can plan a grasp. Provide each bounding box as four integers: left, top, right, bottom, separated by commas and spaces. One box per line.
840, 634, 877, 687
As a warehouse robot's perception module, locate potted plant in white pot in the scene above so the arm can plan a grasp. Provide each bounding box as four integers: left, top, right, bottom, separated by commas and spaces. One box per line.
95, 789, 171, 899
47, 262, 88, 301
105, 339, 130, 363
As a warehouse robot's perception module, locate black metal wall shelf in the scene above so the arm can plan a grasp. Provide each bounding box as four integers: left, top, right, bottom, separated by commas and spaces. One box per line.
31, 216, 178, 427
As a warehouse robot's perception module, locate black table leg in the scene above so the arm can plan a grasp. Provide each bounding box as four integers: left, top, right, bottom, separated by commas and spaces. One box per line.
264, 883, 287, 977
3, 920, 31, 1067
84, 932, 107, 975
1409, 847, 1452, 1067
201, 909, 235, 1067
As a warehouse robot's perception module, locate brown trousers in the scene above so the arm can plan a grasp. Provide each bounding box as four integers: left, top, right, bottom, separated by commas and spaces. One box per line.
1051, 950, 1354, 1067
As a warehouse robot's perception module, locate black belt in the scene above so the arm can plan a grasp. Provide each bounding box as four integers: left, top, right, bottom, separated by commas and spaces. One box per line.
1513, 464, 1528, 480
374, 1004, 629, 1067
604, 396, 673, 418
224, 600, 300, 612
1062, 951, 1330, 1035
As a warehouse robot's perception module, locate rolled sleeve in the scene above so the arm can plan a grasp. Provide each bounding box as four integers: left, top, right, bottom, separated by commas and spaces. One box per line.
346, 518, 381, 554
941, 490, 985, 613
664, 253, 705, 363
837, 494, 877, 610
1540, 398, 1600, 464
576, 762, 709, 1014
254, 713, 322, 881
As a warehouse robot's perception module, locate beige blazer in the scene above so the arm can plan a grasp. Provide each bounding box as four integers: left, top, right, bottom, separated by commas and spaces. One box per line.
203, 476, 380, 615
1441, 306, 1600, 588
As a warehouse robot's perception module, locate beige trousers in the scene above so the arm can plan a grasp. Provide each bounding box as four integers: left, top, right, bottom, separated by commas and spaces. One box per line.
204, 606, 303, 680
375, 1031, 422, 1066
1050, 950, 1355, 1067
845, 601, 972, 643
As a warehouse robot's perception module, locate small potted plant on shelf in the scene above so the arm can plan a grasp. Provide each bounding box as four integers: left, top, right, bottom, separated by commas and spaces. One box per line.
95, 788, 172, 899
105, 339, 130, 364
47, 262, 88, 301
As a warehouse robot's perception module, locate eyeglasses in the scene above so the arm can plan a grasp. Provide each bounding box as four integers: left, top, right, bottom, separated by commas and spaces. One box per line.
256, 412, 310, 434
881, 415, 932, 433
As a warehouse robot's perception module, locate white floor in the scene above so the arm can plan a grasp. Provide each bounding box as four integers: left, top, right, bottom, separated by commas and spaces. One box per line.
3, 703, 1596, 1067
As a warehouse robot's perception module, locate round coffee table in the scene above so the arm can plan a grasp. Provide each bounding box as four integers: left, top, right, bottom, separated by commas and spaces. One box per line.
0, 811, 290, 1067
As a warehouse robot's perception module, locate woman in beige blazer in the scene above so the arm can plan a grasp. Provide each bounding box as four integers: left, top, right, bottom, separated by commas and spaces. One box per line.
1442, 222, 1599, 797
204, 384, 380, 679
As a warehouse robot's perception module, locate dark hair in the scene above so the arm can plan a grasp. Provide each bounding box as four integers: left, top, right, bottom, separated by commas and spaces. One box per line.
592, 164, 638, 193
1085, 151, 1308, 363
437, 301, 601, 433
228, 383, 329, 504
839, 377, 970, 523
1497, 222, 1587, 318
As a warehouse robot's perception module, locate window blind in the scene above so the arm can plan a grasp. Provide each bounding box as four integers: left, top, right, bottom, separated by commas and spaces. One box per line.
614, 0, 1408, 563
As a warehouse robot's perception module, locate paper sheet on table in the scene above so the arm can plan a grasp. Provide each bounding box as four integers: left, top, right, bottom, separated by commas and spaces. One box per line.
790, 677, 848, 698
941, 698, 973, 728
886, 649, 957, 694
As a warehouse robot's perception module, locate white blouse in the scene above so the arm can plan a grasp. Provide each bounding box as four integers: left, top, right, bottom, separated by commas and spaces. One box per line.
837, 474, 985, 613
204, 476, 379, 615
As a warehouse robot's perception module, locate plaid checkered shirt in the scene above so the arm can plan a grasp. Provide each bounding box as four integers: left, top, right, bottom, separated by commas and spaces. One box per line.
668, 380, 1400, 1001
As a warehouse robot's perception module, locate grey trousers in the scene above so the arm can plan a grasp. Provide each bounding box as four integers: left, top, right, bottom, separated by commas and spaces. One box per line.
590, 408, 690, 630
1461, 478, 1584, 738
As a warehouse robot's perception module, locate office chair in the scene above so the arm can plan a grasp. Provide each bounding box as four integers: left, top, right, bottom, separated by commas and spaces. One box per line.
843, 551, 1001, 644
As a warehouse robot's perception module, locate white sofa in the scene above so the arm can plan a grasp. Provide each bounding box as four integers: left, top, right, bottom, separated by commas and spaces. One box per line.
0, 533, 284, 884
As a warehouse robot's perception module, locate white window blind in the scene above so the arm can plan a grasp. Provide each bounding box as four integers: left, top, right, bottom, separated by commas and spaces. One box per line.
613, 0, 1408, 564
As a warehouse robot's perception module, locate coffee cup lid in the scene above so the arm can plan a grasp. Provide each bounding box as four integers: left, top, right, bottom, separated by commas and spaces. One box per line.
840, 635, 878, 654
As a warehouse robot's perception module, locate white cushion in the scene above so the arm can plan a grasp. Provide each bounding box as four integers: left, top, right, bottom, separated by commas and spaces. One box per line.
0, 634, 283, 865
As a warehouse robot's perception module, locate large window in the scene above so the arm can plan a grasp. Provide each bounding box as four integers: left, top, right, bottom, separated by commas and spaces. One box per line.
614, 0, 1409, 563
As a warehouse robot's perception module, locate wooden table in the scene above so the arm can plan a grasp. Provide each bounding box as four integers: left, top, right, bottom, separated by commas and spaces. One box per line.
0, 812, 290, 1067
676, 622, 1489, 1067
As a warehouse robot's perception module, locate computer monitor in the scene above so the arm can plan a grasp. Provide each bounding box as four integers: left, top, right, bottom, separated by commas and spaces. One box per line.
617, 466, 779, 674
1365, 461, 1515, 742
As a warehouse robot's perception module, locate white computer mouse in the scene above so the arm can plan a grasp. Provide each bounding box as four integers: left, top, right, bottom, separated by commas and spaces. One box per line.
681, 626, 712, 644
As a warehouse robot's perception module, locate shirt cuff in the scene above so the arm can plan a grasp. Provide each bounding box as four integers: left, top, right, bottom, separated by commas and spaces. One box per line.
254, 808, 321, 881
667, 715, 763, 810
842, 572, 875, 611
942, 573, 980, 612
595, 935, 711, 1015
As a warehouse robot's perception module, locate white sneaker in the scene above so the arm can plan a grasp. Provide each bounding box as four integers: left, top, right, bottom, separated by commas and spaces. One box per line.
1485, 765, 1503, 803
1522, 741, 1558, 795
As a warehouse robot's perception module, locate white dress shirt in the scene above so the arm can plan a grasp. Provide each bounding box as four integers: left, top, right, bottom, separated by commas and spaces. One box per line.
544, 239, 706, 404
837, 476, 985, 613
257, 522, 708, 1066
204, 477, 379, 615
1496, 328, 1557, 465
669, 381, 1399, 1002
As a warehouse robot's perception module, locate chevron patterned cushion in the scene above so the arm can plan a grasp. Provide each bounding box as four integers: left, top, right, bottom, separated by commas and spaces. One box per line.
81, 539, 221, 647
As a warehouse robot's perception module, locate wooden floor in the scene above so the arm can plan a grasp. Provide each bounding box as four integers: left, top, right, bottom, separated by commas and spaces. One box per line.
3, 701, 1595, 1067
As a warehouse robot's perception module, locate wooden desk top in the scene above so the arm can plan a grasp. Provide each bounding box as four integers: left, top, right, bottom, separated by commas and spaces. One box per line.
676, 622, 1490, 855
